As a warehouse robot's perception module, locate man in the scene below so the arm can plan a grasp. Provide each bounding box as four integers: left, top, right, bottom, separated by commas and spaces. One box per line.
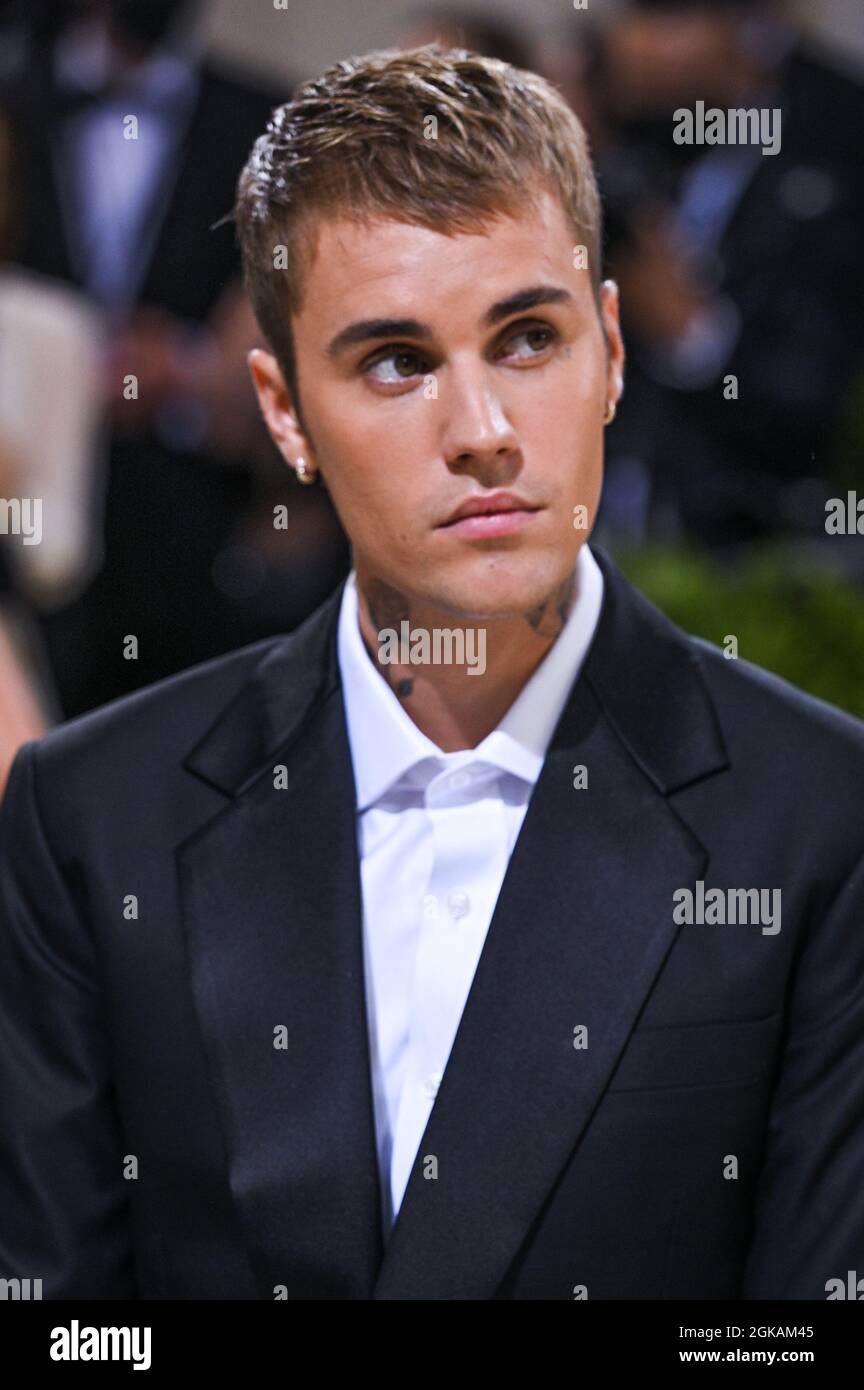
590, 0, 864, 547
0, 0, 310, 716
1, 45, 863, 1301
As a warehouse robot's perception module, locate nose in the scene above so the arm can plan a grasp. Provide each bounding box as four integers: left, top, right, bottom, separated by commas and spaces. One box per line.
440, 362, 521, 485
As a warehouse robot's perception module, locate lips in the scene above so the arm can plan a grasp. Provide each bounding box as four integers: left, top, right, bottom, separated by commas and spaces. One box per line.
437, 492, 543, 540
439, 492, 540, 527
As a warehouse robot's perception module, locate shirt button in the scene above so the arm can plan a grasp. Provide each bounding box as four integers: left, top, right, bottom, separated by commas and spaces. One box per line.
449, 770, 471, 791
447, 889, 471, 920
424, 1072, 443, 1099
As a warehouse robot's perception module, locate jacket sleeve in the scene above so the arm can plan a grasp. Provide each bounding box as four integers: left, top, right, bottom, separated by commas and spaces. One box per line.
0, 739, 137, 1297
741, 845, 864, 1299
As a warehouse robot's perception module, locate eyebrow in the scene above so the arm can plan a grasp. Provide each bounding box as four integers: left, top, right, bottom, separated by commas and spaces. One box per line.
324, 284, 575, 359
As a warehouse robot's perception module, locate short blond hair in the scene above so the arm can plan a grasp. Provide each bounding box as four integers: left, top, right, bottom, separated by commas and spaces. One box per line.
235, 44, 603, 410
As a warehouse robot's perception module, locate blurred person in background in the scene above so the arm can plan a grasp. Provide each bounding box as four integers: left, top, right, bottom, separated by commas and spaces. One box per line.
544, 0, 864, 552
0, 105, 92, 788
396, 5, 535, 68
0, 509, 50, 800
0, 0, 348, 717
0, 109, 105, 622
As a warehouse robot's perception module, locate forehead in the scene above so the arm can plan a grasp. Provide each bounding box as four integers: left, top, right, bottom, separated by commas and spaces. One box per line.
293, 188, 586, 340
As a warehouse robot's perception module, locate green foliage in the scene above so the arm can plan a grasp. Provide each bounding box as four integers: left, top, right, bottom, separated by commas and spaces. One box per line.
613, 545, 864, 720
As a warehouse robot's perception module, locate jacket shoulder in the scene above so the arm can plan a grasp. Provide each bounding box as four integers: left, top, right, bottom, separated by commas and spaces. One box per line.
25, 637, 284, 781
690, 633, 864, 766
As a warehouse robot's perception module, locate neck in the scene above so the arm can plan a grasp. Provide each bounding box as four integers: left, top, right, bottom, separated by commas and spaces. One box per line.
355, 568, 577, 752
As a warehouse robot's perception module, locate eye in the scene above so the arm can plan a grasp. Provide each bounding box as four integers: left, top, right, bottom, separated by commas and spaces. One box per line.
498, 323, 558, 361
362, 347, 430, 387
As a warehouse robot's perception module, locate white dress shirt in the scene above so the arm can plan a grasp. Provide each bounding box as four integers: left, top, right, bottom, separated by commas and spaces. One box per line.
337, 544, 604, 1234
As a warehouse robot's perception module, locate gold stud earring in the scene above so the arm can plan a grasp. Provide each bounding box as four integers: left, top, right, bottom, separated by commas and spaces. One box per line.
295, 456, 317, 485
603, 399, 617, 426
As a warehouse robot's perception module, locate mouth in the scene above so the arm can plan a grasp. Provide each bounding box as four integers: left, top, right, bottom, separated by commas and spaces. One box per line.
437, 492, 543, 539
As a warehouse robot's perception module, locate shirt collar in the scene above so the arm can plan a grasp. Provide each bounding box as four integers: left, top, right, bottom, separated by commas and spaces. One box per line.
337, 543, 604, 812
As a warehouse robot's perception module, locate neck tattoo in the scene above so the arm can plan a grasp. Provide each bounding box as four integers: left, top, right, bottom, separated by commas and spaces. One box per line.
358, 567, 577, 698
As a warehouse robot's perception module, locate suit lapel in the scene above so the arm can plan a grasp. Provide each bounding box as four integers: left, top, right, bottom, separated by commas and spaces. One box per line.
178, 583, 385, 1299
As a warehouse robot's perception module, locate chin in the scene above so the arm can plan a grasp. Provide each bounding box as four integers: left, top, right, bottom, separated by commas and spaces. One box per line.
424, 549, 575, 621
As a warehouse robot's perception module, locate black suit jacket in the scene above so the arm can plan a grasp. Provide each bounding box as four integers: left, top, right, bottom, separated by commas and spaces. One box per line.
2, 548, 864, 1299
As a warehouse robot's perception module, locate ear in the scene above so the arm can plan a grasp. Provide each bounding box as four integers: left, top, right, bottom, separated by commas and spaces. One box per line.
247, 348, 314, 472
599, 279, 625, 409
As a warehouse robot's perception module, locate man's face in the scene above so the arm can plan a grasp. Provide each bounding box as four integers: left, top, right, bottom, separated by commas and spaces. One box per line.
250, 187, 624, 620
